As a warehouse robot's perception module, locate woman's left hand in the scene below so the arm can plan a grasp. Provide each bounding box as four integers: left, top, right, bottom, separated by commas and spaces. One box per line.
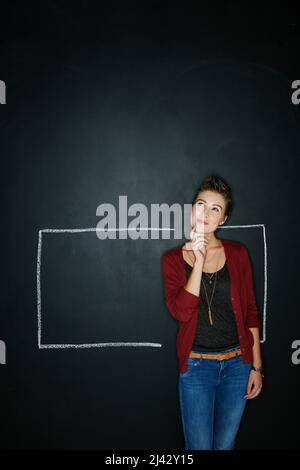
244, 370, 263, 399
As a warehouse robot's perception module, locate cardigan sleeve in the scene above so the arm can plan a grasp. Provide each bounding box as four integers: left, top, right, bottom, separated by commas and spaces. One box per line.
162, 252, 201, 322
241, 246, 261, 329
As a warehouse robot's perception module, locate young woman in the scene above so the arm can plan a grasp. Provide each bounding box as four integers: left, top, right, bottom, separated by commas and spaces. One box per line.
162, 175, 263, 450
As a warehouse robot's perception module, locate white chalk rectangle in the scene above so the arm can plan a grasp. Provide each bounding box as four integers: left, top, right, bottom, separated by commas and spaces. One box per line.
37, 224, 266, 350
37, 228, 164, 349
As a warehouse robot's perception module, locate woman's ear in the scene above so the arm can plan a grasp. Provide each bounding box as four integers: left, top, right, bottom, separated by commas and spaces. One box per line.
219, 215, 228, 225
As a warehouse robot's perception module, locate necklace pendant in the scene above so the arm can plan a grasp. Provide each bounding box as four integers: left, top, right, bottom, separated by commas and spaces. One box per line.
208, 307, 213, 325
209, 280, 212, 284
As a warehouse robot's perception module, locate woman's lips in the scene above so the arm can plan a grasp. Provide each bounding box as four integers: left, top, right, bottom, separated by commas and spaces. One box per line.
197, 220, 208, 225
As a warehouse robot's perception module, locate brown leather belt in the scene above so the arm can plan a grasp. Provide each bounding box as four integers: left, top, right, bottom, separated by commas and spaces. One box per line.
189, 348, 242, 360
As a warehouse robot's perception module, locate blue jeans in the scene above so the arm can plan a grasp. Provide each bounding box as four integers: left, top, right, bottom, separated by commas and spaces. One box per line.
178, 345, 252, 450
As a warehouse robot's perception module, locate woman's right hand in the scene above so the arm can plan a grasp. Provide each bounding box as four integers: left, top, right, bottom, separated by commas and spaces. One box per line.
186, 227, 208, 263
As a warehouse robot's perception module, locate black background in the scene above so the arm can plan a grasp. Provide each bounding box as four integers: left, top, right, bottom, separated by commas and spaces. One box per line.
1, 1, 300, 450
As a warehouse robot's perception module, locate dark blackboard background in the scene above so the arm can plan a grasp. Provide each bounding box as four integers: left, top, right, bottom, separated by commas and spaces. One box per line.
1, 1, 300, 449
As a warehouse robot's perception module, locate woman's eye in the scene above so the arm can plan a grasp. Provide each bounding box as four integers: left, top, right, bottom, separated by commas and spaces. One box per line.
196, 202, 219, 212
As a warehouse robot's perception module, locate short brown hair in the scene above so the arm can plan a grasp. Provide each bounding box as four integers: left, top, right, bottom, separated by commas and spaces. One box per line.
192, 175, 232, 217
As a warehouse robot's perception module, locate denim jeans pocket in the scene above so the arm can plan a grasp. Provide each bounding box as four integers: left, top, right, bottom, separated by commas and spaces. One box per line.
180, 357, 202, 377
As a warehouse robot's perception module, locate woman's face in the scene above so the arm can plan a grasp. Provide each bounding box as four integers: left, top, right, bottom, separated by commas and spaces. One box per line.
191, 190, 228, 233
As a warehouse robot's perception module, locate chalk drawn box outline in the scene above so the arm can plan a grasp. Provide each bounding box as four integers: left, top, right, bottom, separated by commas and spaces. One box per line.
36, 225, 266, 349
37, 228, 163, 349
220, 223, 267, 344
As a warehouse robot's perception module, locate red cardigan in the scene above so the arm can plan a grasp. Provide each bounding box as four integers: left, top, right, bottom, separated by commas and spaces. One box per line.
162, 239, 261, 373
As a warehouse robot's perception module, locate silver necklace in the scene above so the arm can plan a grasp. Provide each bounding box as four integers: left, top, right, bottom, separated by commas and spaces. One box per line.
205, 272, 215, 285
201, 272, 218, 325
201, 248, 222, 325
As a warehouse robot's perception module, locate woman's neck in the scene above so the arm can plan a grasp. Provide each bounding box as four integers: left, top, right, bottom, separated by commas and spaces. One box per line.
205, 232, 222, 250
